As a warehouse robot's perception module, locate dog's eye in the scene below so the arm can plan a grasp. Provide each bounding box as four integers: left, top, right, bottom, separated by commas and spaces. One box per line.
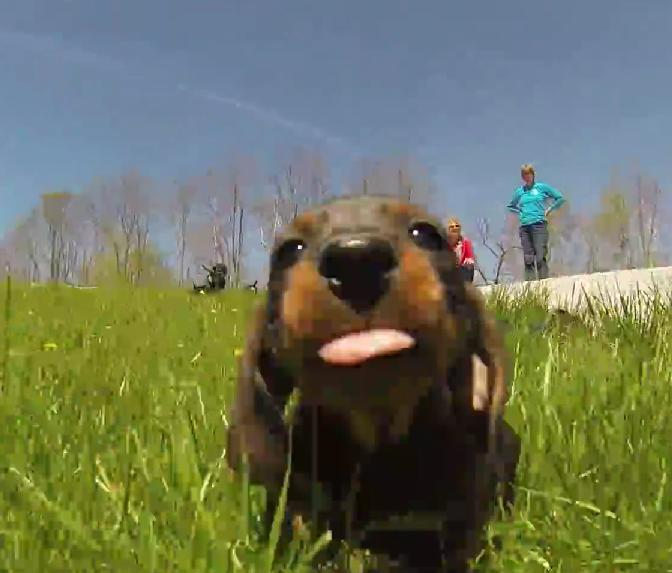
408, 222, 446, 251
271, 239, 306, 271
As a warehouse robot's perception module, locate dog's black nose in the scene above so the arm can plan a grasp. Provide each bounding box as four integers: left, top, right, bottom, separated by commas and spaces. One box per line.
319, 236, 397, 313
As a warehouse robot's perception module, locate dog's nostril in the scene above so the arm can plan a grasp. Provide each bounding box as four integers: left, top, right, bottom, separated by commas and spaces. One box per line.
319, 237, 397, 313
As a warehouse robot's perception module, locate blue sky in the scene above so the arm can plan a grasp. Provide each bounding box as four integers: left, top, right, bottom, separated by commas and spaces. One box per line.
1, 0, 671, 276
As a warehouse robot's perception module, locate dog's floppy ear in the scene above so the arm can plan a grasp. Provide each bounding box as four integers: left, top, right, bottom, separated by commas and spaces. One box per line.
226, 301, 296, 490
446, 283, 509, 458
465, 284, 509, 451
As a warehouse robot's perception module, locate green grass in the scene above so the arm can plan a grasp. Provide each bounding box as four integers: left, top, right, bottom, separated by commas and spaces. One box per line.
0, 280, 671, 572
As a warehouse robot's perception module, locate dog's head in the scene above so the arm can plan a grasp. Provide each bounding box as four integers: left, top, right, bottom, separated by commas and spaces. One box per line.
242, 195, 505, 449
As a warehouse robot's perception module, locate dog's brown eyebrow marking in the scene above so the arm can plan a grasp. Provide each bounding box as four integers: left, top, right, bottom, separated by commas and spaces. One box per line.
380, 200, 423, 221
397, 245, 444, 327
292, 210, 328, 236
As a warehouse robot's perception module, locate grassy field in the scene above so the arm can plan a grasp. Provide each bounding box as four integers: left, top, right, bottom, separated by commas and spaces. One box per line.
0, 280, 670, 572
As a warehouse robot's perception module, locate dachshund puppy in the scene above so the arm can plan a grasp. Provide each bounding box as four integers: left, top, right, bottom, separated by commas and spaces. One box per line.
227, 195, 520, 572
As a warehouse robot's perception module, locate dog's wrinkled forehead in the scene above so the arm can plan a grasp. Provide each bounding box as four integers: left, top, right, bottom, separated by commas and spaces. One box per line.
275, 195, 446, 248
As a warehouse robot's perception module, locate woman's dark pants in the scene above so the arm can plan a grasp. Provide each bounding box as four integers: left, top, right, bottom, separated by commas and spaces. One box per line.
519, 222, 549, 281
459, 265, 474, 283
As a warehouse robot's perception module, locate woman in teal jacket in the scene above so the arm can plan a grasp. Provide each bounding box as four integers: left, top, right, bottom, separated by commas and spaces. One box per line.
506, 164, 565, 281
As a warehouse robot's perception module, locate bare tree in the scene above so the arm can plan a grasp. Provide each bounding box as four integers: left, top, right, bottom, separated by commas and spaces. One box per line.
69, 192, 101, 285
228, 180, 243, 286
259, 166, 301, 249
235, 203, 245, 284
3, 207, 44, 282
93, 170, 154, 284
255, 149, 330, 252
576, 170, 667, 273
632, 173, 662, 268
41, 191, 74, 282
170, 180, 198, 285
577, 214, 603, 274
223, 158, 256, 286
189, 158, 256, 286
0, 247, 8, 281
347, 155, 435, 205
199, 169, 228, 266
291, 148, 330, 206
545, 208, 582, 277
593, 186, 633, 270
124, 172, 153, 284
474, 216, 520, 285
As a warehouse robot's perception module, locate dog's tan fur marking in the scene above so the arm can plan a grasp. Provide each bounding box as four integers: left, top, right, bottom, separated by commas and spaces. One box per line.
396, 246, 444, 326
292, 211, 320, 237
281, 259, 328, 340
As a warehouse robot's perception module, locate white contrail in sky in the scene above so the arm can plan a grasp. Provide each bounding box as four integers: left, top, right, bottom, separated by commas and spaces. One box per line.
0, 29, 353, 151
176, 84, 350, 150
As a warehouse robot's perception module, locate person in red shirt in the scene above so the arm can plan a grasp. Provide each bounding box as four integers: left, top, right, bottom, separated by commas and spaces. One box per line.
445, 217, 475, 282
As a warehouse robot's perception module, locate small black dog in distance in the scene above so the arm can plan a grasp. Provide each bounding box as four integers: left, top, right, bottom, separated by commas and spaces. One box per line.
227, 195, 520, 572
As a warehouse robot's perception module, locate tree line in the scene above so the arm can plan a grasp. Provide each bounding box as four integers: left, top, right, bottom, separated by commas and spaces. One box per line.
0, 150, 667, 287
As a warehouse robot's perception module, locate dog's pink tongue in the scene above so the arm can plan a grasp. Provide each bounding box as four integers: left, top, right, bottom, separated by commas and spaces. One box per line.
318, 329, 415, 366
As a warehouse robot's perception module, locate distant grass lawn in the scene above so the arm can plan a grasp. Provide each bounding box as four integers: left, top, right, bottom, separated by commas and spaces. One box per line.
0, 282, 671, 572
